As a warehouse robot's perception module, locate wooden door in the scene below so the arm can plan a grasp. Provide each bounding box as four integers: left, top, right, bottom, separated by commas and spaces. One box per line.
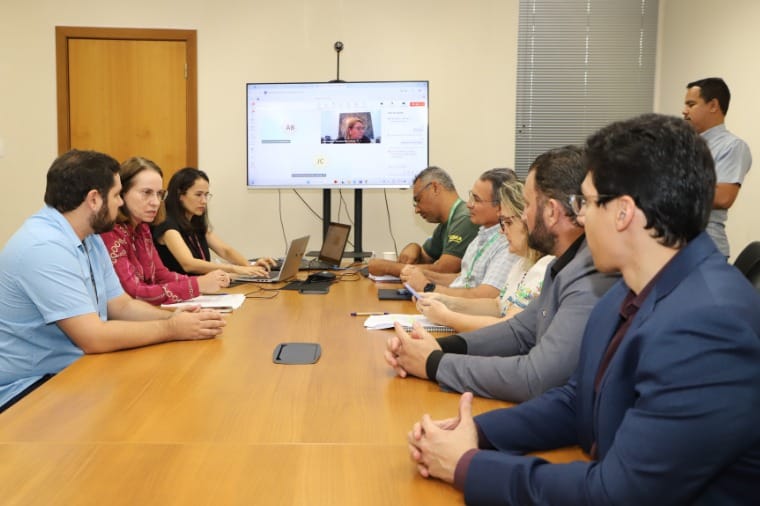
56, 27, 197, 182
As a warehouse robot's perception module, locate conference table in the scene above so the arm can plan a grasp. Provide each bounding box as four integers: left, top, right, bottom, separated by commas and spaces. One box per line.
0, 273, 586, 505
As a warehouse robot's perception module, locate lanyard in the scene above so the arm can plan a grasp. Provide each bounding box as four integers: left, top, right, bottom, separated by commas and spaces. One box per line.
190, 233, 206, 261
464, 230, 500, 288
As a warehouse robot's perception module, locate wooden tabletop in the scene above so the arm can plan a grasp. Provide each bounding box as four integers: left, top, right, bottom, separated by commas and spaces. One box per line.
0, 274, 586, 505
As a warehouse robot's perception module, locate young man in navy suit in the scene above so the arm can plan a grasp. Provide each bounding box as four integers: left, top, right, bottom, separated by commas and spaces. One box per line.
406, 114, 760, 505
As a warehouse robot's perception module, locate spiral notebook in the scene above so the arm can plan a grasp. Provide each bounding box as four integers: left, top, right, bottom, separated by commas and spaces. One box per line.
363, 314, 454, 333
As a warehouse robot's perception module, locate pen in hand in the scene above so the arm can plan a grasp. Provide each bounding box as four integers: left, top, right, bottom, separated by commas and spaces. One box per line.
350, 311, 389, 316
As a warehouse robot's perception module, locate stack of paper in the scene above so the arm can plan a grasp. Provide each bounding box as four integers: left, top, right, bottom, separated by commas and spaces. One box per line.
363, 314, 453, 333
368, 273, 401, 282
161, 293, 245, 313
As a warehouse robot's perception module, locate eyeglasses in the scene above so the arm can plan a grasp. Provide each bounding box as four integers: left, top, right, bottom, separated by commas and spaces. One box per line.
412, 182, 433, 206
468, 191, 499, 206
498, 215, 519, 231
190, 191, 213, 200
568, 194, 618, 216
136, 188, 167, 202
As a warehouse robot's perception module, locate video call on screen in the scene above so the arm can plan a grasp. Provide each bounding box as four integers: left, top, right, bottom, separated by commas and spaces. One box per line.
246, 81, 429, 188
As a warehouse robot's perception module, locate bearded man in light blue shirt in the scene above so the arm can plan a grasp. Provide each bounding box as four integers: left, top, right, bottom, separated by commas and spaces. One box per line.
0, 150, 226, 413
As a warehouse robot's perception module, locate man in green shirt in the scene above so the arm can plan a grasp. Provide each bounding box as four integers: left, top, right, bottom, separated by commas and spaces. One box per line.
368, 166, 478, 277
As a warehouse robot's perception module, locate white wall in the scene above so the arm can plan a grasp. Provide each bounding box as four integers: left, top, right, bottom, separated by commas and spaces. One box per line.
0, 0, 518, 257
657, 0, 760, 259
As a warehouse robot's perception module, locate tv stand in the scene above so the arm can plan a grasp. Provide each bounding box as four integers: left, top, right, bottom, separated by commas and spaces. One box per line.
322, 189, 372, 261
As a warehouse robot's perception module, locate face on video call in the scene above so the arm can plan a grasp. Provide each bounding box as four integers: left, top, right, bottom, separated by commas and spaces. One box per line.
347, 121, 365, 140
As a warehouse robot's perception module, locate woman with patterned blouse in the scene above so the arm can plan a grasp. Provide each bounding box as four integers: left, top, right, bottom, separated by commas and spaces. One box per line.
100, 157, 230, 305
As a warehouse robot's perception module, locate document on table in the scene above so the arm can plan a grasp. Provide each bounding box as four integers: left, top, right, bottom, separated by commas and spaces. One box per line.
161, 293, 245, 313
363, 313, 453, 333
368, 273, 401, 282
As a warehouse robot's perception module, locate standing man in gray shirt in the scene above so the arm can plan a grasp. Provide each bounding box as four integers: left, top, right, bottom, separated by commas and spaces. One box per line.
384, 146, 618, 402
683, 77, 752, 257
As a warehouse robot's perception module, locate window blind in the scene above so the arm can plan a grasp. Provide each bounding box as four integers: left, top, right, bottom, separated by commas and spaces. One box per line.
515, 0, 659, 176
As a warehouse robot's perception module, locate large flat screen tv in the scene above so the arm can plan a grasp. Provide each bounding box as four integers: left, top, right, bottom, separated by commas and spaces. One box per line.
246, 81, 429, 189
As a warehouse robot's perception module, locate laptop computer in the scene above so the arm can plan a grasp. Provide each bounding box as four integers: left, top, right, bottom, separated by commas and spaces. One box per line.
234, 235, 309, 283
302, 222, 351, 270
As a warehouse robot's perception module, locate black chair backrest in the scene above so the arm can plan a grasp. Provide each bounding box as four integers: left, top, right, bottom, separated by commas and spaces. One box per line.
733, 241, 760, 291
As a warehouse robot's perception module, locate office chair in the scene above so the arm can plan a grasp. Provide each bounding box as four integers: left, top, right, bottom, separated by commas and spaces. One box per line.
733, 241, 760, 292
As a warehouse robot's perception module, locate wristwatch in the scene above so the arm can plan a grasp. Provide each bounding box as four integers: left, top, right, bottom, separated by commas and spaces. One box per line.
423, 282, 436, 293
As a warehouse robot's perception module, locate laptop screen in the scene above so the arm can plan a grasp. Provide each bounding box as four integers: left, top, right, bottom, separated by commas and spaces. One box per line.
318, 223, 351, 266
